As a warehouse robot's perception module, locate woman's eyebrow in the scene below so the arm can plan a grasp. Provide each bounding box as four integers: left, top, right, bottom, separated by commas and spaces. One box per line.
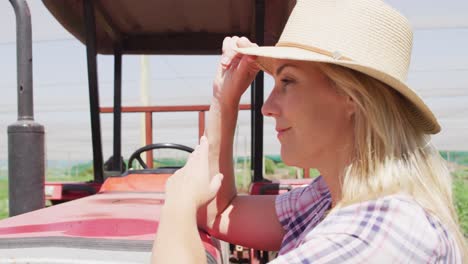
276, 63, 298, 76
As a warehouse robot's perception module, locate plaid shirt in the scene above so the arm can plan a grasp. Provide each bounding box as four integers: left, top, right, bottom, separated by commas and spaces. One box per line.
271, 176, 462, 263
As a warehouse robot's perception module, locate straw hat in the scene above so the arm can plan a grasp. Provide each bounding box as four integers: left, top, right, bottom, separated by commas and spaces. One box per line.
237, 0, 440, 134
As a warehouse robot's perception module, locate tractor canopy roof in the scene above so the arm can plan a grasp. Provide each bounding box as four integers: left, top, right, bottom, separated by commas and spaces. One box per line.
42, 0, 295, 55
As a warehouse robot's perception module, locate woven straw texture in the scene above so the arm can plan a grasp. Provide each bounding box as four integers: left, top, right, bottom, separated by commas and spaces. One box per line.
237, 0, 440, 134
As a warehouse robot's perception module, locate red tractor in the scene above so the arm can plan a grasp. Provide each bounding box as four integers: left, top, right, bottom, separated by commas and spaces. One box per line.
1, 1, 312, 263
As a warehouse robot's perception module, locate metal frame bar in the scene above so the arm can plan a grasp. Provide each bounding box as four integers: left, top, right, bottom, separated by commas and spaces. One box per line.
198, 111, 205, 141
251, 0, 265, 182
101, 104, 250, 153
144, 112, 154, 168
83, 0, 104, 183
100, 105, 251, 113
112, 48, 122, 171
95, 0, 124, 172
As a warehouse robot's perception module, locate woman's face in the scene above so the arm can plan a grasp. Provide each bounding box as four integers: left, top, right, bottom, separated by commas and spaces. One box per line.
262, 59, 355, 169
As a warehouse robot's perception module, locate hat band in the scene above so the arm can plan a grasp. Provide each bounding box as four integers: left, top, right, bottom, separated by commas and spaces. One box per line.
276, 41, 352, 61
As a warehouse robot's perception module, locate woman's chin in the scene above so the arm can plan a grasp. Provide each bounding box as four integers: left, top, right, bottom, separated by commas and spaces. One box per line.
281, 146, 318, 169
280, 148, 296, 167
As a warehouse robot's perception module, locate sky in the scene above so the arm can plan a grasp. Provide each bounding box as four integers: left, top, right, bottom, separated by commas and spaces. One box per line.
0, 0, 467, 162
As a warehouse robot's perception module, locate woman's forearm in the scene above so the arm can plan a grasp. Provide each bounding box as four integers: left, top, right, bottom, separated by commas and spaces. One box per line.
197, 36, 260, 233
198, 99, 239, 230
152, 201, 206, 264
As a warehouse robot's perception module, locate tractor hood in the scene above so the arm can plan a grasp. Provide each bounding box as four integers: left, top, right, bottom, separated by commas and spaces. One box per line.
0, 191, 222, 263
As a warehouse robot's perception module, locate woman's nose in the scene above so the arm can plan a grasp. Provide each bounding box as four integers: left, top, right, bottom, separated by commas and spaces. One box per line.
262, 90, 280, 117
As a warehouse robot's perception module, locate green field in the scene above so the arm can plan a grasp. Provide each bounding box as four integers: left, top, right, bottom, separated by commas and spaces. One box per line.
0, 179, 8, 219
453, 169, 468, 236
0, 157, 467, 238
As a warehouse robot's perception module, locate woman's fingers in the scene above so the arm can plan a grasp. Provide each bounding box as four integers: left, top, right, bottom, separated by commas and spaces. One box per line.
185, 136, 208, 170
237, 37, 260, 73
184, 139, 208, 168
214, 36, 259, 107
237, 36, 259, 48
235, 55, 260, 81
164, 136, 224, 208
221, 36, 240, 68
208, 173, 224, 198
221, 36, 259, 69
219, 36, 258, 73
199, 136, 208, 155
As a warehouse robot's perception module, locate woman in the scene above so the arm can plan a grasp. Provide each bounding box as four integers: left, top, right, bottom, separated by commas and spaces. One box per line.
153, 0, 467, 263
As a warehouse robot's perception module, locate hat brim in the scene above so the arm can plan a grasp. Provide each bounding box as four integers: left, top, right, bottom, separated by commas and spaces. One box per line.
236, 46, 440, 134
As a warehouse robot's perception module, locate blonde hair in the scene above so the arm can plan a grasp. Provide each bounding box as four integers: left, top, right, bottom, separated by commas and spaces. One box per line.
317, 63, 467, 259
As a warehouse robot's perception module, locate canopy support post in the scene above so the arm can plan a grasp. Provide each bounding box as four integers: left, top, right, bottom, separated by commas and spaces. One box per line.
84, 0, 104, 183
251, 0, 265, 182
112, 48, 122, 172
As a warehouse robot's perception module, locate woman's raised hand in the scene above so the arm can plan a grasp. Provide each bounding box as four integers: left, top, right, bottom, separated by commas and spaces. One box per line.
164, 136, 224, 210
213, 36, 260, 107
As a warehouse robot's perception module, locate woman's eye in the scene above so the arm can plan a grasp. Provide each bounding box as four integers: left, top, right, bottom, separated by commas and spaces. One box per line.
281, 78, 294, 86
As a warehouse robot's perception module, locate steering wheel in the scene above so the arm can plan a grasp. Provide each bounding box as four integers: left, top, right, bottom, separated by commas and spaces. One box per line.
127, 143, 194, 171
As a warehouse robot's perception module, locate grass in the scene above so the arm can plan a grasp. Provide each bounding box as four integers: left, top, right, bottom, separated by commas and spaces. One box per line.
46, 174, 93, 183
0, 179, 8, 219
453, 169, 468, 236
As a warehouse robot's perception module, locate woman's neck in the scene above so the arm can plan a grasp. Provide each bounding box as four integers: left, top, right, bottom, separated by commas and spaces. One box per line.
316, 146, 352, 208
320, 169, 343, 208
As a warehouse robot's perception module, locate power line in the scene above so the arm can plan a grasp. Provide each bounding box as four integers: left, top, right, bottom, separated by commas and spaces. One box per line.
0, 75, 214, 90
0, 38, 75, 46
410, 68, 468, 73
414, 26, 468, 31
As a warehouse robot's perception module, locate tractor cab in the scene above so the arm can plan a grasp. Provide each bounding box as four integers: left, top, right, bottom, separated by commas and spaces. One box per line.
1, 0, 315, 263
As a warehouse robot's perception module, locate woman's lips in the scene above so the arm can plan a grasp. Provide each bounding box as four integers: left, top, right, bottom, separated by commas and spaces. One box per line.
276, 127, 291, 139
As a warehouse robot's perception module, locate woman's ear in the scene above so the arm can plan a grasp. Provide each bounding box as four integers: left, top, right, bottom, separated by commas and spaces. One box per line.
344, 95, 357, 118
